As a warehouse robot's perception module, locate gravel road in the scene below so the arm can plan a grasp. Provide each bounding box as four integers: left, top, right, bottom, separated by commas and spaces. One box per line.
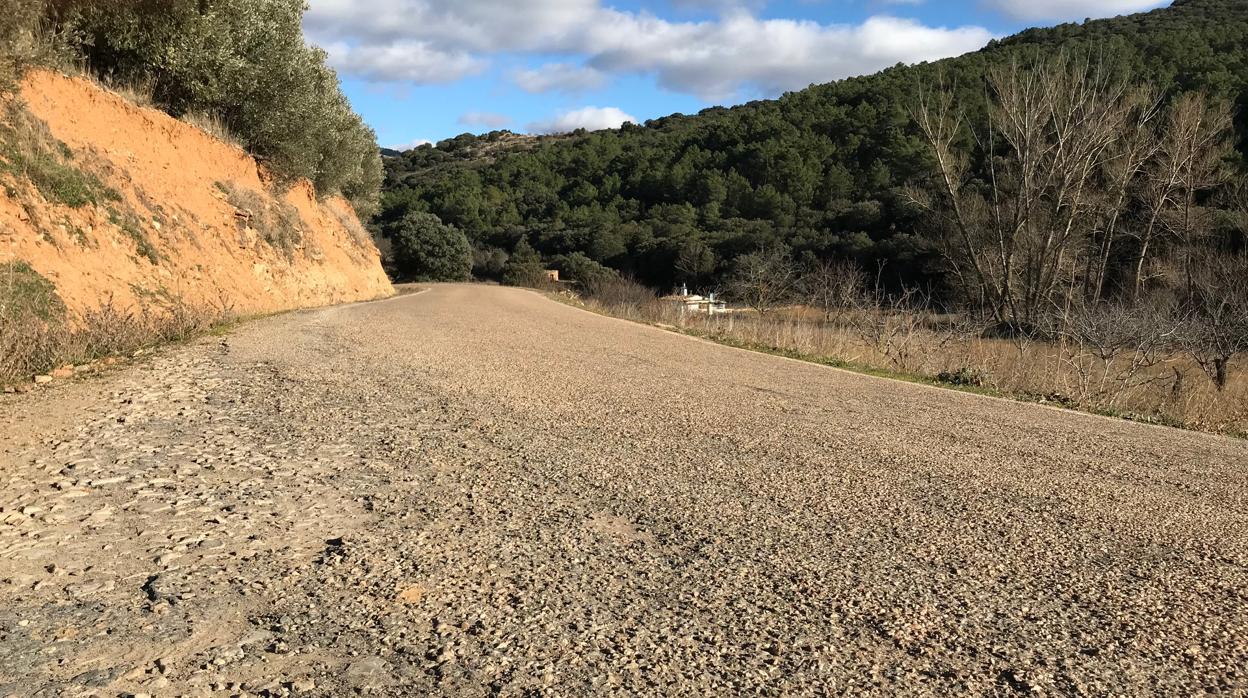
2, 284, 1246, 696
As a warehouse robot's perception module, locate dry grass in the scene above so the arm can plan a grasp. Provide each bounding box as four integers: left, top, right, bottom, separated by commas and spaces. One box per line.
215, 180, 306, 260
96, 75, 155, 109
329, 202, 377, 252
1, 261, 232, 386
0, 101, 120, 208
583, 295, 1248, 437
181, 110, 244, 151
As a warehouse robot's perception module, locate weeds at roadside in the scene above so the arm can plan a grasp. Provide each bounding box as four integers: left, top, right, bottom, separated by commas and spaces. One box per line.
106, 207, 160, 264
329, 202, 376, 252
1, 261, 232, 386
562, 289, 1247, 438
181, 110, 244, 151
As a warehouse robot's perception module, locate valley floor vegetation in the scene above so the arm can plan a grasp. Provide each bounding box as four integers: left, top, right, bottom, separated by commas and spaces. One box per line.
567, 273, 1247, 438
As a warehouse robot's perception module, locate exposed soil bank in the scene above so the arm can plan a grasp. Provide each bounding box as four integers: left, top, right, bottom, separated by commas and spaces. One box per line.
1, 70, 392, 317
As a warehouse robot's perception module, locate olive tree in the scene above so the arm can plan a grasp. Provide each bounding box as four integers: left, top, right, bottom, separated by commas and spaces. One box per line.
47, 0, 383, 214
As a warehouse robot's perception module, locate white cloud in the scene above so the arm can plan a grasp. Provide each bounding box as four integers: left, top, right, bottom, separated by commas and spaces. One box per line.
513, 63, 608, 94
304, 0, 603, 54
587, 14, 995, 100
458, 111, 512, 128
984, 0, 1168, 21
305, 0, 996, 100
389, 138, 432, 150
320, 40, 485, 84
528, 106, 638, 134
669, 0, 766, 12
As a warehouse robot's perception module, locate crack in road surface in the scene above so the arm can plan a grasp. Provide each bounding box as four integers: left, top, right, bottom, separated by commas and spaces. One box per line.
1, 284, 1246, 695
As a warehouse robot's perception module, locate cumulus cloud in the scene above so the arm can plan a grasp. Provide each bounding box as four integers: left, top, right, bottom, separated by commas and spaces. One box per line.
587, 14, 994, 100
458, 111, 512, 128
528, 106, 638, 134
304, 0, 995, 99
513, 63, 608, 94
320, 40, 485, 84
389, 138, 432, 150
984, 0, 1168, 21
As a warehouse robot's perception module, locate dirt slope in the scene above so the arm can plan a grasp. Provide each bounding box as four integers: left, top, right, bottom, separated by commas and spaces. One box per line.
1, 285, 1244, 695
0, 70, 391, 317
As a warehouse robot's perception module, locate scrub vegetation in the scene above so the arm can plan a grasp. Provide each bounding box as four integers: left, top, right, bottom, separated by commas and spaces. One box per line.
1, 0, 381, 216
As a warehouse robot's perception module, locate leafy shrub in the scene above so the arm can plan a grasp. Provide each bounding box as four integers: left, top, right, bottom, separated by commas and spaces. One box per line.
0, 0, 44, 95
501, 239, 549, 288
552, 252, 618, 289
472, 247, 509, 279
384, 211, 472, 282
35, 0, 382, 216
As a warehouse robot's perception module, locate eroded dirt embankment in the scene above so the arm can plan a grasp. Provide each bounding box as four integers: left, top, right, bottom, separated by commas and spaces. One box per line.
0, 70, 392, 317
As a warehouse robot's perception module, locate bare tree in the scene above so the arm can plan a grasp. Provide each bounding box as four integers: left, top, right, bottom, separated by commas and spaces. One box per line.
911, 54, 1151, 330
1126, 93, 1233, 301
850, 287, 931, 371
798, 258, 866, 324
1056, 299, 1178, 405
1178, 253, 1248, 391
1085, 87, 1164, 303
726, 246, 797, 315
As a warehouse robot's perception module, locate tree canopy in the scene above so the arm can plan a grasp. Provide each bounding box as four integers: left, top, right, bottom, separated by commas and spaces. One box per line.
386, 212, 473, 282
5, 0, 383, 216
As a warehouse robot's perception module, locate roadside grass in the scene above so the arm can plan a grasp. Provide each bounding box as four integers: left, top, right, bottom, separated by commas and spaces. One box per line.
556, 289, 1246, 438
0, 261, 234, 387
329, 201, 378, 252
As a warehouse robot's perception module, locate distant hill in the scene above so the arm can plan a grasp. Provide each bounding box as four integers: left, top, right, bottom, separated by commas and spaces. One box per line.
380, 0, 1248, 292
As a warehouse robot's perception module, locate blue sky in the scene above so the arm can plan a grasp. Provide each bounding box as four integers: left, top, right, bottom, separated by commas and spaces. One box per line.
302, 0, 1171, 149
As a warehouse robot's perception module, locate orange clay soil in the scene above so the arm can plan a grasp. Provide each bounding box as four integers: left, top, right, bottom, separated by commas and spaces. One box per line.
0, 70, 392, 317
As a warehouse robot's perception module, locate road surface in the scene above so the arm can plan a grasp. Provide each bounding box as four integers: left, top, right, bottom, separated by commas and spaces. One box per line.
1, 284, 1246, 696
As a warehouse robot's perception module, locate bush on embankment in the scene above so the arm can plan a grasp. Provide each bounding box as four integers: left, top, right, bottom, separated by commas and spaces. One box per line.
1, 0, 381, 217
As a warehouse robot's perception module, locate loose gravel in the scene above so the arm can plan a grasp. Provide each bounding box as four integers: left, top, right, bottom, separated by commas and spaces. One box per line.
1, 284, 1246, 696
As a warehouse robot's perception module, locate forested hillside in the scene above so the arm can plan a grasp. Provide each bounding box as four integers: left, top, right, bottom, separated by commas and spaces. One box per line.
380, 0, 1247, 296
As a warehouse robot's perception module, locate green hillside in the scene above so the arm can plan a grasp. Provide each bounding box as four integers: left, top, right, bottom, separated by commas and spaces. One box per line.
378, 0, 1248, 294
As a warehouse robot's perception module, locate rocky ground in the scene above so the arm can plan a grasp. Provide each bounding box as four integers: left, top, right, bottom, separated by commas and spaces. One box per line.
1, 284, 1246, 697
